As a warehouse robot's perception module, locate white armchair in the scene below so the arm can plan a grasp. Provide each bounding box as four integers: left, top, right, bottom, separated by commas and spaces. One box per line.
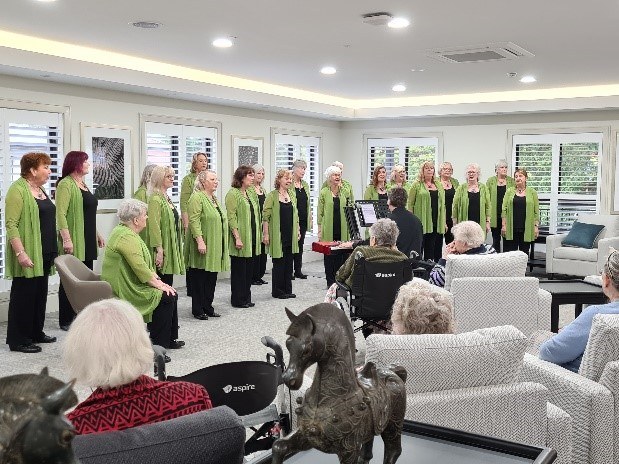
365, 325, 572, 464
443, 251, 551, 335
546, 213, 619, 278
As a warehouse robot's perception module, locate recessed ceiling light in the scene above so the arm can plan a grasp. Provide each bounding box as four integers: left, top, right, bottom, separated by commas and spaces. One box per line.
520, 75, 536, 83
388, 17, 410, 28
392, 84, 406, 92
411, 68, 425, 72
131, 21, 162, 29
35, 0, 57, 2
320, 66, 337, 75
212, 38, 233, 48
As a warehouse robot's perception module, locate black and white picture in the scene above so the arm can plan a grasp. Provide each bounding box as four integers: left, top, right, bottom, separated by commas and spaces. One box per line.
238, 145, 259, 167
92, 136, 125, 200
233, 136, 263, 168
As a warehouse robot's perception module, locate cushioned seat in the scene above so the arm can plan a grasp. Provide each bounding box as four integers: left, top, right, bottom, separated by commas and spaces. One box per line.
553, 247, 598, 262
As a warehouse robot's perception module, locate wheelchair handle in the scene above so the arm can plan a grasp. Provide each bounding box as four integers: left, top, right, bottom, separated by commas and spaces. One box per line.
261, 336, 284, 368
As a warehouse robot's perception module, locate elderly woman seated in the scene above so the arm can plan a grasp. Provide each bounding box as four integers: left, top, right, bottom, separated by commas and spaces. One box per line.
429, 220, 496, 287
391, 279, 455, 335
63, 299, 212, 435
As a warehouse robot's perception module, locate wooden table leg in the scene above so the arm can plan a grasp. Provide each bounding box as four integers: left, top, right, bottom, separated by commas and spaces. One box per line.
551, 302, 559, 333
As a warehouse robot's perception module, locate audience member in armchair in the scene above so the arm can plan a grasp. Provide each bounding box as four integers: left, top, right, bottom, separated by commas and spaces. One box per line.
429, 220, 496, 287
63, 299, 212, 435
539, 249, 619, 372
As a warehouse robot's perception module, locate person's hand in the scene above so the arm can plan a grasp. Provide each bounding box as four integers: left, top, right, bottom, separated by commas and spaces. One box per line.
235, 237, 243, 250
197, 238, 206, 254
442, 242, 458, 259
63, 239, 74, 255
501, 224, 507, 236
182, 213, 189, 232
262, 234, 269, 246
97, 234, 105, 248
155, 248, 164, 268
534, 225, 539, 239
486, 220, 491, 233
339, 241, 354, 249
18, 252, 34, 268
157, 280, 176, 296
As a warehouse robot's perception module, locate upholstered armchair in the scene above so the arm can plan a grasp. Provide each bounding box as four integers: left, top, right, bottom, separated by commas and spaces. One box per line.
365, 325, 572, 464
443, 251, 551, 335
520, 314, 619, 464
546, 213, 619, 278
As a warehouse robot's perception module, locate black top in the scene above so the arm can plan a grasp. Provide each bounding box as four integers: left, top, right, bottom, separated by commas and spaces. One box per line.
36, 195, 58, 260
444, 186, 455, 218
513, 194, 527, 231
257, 192, 266, 218
496, 185, 507, 226
295, 186, 308, 229
467, 191, 481, 225
333, 196, 341, 241
279, 201, 293, 248
388, 207, 423, 258
378, 192, 388, 202
215, 202, 225, 254
429, 190, 439, 229
81, 188, 98, 262
248, 198, 257, 257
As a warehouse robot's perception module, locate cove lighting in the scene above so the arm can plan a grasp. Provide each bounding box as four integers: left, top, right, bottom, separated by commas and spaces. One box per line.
212, 38, 233, 48
388, 17, 410, 29
520, 75, 537, 83
320, 66, 337, 75
392, 84, 406, 92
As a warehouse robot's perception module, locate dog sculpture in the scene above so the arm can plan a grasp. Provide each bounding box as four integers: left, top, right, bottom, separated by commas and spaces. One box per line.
0, 368, 79, 464
272, 304, 407, 464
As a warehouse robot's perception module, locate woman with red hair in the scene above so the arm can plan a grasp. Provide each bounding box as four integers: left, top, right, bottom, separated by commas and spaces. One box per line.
56, 151, 105, 330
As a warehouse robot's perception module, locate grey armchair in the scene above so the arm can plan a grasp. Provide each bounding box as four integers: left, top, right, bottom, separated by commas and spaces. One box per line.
54, 255, 113, 314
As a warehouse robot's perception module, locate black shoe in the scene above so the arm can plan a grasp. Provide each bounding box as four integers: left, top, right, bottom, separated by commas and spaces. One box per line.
10, 343, 42, 353
59, 325, 70, 332
274, 294, 289, 299
169, 340, 185, 349
259, 279, 268, 285
164, 355, 172, 363
295, 273, 308, 279
207, 312, 221, 317
34, 334, 57, 343
252, 280, 263, 285
291, 275, 295, 280
247, 302, 255, 307
287, 293, 297, 298
193, 314, 208, 320
232, 303, 250, 308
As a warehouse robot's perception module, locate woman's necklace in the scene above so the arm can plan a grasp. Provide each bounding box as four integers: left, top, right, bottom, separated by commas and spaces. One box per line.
377, 183, 386, 193
497, 177, 507, 186
517, 187, 526, 195
278, 189, 290, 203
72, 175, 88, 190
441, 178, 452, 189
27, 180, 45, 199
468, 183, 479, 193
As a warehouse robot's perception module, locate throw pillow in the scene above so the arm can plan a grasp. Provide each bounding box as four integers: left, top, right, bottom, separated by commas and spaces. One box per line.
562, 221, 605, 249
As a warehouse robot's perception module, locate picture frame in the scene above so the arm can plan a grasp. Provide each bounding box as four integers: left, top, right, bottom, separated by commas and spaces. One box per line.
80, 123, 132, 210
232, 135, 263, 168
613, 130, 619, 214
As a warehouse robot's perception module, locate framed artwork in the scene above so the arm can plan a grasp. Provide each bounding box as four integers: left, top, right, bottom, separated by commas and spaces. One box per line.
80, 123, 132, 210
613, 130, 619, 214
232, 136, 263, 168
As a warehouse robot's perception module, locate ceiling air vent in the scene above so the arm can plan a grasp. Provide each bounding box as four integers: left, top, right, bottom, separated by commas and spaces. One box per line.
427, 42, 534, 63
361, 12, 393, 26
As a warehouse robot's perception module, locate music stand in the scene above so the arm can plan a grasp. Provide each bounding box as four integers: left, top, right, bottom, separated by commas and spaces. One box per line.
355, 200, 389, 227
344, 206, 361, 241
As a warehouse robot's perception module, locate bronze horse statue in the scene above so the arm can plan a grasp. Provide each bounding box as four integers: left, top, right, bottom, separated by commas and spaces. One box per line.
272, 304, 407, 464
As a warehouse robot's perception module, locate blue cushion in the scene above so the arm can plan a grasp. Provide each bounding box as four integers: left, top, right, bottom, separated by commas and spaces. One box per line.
562, 221, 605, 249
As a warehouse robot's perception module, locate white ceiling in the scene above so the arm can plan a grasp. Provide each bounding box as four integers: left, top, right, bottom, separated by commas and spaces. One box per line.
1, 0, 619, 119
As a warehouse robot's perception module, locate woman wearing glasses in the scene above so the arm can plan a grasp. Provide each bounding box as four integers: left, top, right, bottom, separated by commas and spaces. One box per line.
539, 249, 619, 372
438, 161, 459, 245
452, 163, 491, 234
487, 159, 515, 253
501, 168, 539, 255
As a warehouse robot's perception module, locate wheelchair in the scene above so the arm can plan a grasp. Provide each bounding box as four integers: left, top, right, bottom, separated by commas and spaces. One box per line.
154, 336, 290, 456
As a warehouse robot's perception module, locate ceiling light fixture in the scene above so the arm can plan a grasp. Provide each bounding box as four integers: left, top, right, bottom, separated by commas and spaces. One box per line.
131, 21, 162, 29
35, 0, 57, 2
411, 68, 425, 72
388, 17, 410, 29
320, 66, 337, 75
392, 84, 406, 92
520, 75, 536, 83
212, 38, 233, 48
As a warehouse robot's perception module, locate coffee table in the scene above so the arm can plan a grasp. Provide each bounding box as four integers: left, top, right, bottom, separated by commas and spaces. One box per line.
539, 279, 607, 332
252, 420, 556, 463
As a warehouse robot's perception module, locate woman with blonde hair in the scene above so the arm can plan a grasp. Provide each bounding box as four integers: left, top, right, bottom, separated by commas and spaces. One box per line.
452, 163, 491, 233
133, 164, 156, 244
487, 159, 515, 252
388, 164, 412, 192
291, 159, 311, 279
438, 161, 459, 244
407, 161, 446, 262
251, 164, 268, 286
501, 168, 540, 255
180, 152, 208, 231
263, 169, 300, 299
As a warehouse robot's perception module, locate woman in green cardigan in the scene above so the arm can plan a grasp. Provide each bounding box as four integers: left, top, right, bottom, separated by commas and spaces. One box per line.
452, 163, 491, 235
101, 199, 177, 352
318, 165, 352, 287
388, 164, 412, 192
147, 165, 185, 349
251, 164, 268, 285
438, 161, 459, 244
407, 161, 446, 262
5, 152, 58, 353
291, 159, 312, 279
487, 159, 515, 253
185, 170, 229, 320
364, 165, 388, 239
501, 168, 540, 255
225, 165, 261, 308
263, 169, 300, 299
132, 164, 156, 244
56, 151, 105, 331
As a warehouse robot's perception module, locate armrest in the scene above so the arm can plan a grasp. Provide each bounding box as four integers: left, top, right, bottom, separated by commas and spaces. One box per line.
537, 288, 552, 332
546, 402, 572, 464
597, 236, 619, 273
335, 281, 351, 293
545, 234, 567, 274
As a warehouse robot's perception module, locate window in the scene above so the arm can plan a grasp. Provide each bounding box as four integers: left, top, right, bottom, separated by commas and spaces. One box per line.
366, 136, 440, 184
512, 132, 602, 235
0, 108, 64, 289
274, 132, 320, 233
144, 120, 218, 206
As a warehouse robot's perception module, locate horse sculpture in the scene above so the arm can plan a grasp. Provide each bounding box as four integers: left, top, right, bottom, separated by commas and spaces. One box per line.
272, 304, 407, 464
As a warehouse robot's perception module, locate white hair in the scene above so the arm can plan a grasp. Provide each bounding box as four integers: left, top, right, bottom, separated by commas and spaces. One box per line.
370, 218, 399, 247
324, 165, 341, 180
194, 169, 217, 191
117, 199, 147, 224
63, 299, 154, 389
292, 159, 307, 169
332, 161, 344, 170
495, 159, 509, 171
452, 220, 486, 248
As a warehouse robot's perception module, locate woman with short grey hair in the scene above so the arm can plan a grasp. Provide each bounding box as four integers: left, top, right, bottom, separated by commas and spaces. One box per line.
291, 159, 311, 279
486, 159, 515, 253
117, 198, 147, 223
428, 220, 496, 287
370, 217, 399, 247
452, 163, 491, 233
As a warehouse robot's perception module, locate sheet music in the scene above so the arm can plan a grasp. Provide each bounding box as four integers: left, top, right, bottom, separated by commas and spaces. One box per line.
360, 203, 378, 224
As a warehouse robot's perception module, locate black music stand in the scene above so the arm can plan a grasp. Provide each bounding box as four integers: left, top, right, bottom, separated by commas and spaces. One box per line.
355, 200, 389, 227
344, 205, 361, 241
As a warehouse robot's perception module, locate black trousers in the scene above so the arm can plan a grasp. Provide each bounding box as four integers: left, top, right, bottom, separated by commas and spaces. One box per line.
423, 232, 444, 262
252, 246, 267, 282
272, 246, 294, 297
6, 260, 53, 347
147, 292, 175, 349
293, 226, 307, 275
503, 229, 531, 256
324, 253, 346, 288
230, 256, 254, 306
491, 227, 503, 253
158, 273, 178, 341
191, 268, 218, 316
58, 259, 93, 327
185, 267, 194, 297
444, 218, 454, 245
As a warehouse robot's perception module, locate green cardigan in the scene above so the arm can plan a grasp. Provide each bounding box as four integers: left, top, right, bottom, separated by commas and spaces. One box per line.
262, 190, 299, 258
486, 176, 515, 228
363, 184, 388, 200
185, 191, 230, 272
318, 187, 352, 242
4, 178, 51, 279
180, 172, 197, 215
407, 180, 446, 234
387, 180, 413, 192
147, 192, 185, 275
101, 224, 161, 323
452, 183, 491, 230
56, 176, 88, 261
289, 180, 311, 230
132, 186, 149, 244
501, 187, 540, 242
225, 187, 262, 257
